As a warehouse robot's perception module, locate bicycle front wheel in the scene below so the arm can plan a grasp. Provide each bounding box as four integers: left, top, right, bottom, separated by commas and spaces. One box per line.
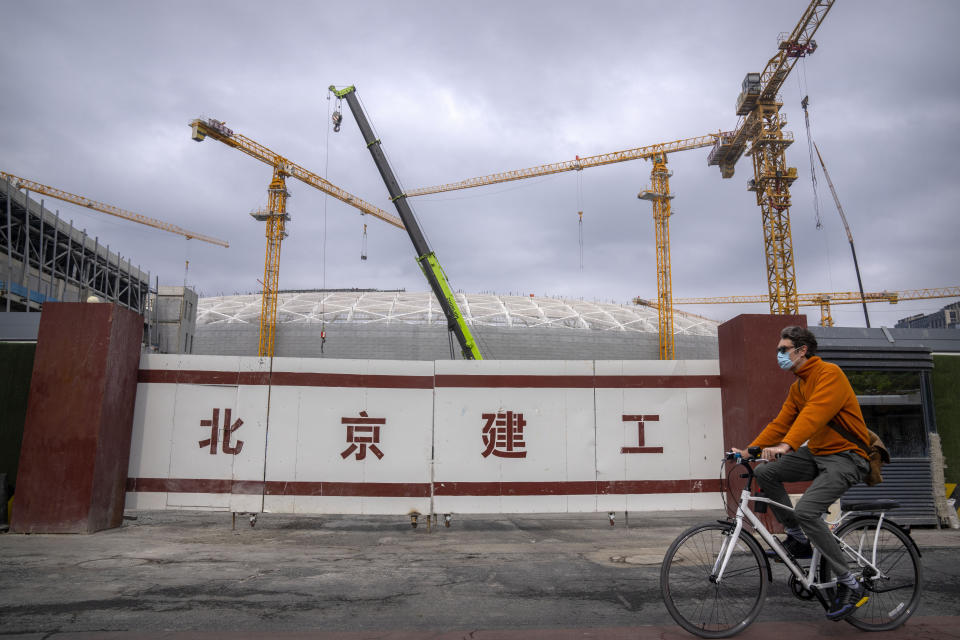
660, 523, 768, 638
823, 517, 923, 631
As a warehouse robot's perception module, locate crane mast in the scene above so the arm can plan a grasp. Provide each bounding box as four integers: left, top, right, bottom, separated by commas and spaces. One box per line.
707, 0, 835, 316
329, 85, 482, 360
638, 152, 676, 359
403, 133, 730, 361
190, 117, 404, 357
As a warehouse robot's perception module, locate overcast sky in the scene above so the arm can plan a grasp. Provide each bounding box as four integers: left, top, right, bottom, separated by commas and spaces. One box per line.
3, 0, 958, 328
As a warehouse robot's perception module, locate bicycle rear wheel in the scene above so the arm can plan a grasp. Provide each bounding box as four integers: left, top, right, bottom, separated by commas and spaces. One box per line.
660, 523, 768, 638
822, 517, 922, 631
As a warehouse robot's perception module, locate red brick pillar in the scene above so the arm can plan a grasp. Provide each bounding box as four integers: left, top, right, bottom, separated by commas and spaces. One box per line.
718, 314, 807, 531
12, 303, 143, 533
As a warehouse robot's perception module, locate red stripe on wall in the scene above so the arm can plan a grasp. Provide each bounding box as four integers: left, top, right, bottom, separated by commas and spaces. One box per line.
435, 375, 595, 388
137, 370, 434, 389
433, 479, 723, 496
433, 481, 599, 496
264, 481, 431, 498
599, 479, 724, 494
267, 372, 434, 389
139, 369, 719, 390
126, 477, 237, 493
595, 376, 721, 389
435, 375, 720, 388
128, 478, 722, 497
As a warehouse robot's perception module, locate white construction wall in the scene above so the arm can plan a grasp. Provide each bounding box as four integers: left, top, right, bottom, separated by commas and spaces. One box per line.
127, 355, 724, 515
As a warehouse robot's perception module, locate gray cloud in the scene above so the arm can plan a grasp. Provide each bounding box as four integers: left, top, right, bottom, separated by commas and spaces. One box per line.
2, 0, 957, 328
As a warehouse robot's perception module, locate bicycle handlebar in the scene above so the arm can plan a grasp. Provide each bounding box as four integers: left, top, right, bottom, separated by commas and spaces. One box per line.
725, 446, 764, 462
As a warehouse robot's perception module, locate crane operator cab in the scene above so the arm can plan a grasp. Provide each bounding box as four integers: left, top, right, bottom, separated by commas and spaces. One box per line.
736, 72, 762, 115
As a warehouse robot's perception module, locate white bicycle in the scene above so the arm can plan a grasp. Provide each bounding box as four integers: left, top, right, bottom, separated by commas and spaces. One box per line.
660, 447, 923, 638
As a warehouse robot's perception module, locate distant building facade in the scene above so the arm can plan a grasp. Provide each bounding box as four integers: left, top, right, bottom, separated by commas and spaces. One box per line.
895, 301, 960, 330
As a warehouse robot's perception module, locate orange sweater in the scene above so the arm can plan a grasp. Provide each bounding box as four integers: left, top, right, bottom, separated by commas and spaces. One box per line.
750, 356, 870, 459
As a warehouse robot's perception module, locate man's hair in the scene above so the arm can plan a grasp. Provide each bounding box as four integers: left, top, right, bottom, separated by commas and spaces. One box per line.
780, 325, 817, 356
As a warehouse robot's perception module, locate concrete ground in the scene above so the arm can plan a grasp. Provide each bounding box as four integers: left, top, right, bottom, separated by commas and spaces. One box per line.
1, 509, 959, 639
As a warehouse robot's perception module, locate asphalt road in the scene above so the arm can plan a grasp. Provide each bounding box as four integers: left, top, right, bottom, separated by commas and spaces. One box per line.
1, 510, 959, 638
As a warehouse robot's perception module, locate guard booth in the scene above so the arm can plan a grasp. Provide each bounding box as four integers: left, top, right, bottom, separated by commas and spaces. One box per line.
816, 338, 940, 525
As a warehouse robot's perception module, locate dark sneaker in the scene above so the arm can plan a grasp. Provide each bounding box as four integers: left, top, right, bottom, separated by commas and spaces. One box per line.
826, 580, 868, 621
766, 535, 812, 561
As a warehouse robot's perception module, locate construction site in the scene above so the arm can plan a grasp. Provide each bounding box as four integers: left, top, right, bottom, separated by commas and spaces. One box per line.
2, 0, 960, 559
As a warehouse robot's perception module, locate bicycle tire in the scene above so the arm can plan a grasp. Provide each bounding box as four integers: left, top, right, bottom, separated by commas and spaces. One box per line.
661, 523, 768, 638
820, 517, 922, 631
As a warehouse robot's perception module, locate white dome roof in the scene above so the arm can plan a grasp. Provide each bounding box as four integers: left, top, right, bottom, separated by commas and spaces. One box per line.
197, 290, 717, 336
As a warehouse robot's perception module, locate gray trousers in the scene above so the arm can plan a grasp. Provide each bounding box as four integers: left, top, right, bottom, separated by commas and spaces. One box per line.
754, 446, 869, 576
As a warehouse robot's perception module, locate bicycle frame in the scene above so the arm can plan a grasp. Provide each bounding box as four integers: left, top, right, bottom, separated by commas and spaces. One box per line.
713, 462, 889, 596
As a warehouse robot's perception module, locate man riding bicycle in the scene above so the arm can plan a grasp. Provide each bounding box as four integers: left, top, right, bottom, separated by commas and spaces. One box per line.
732, 325, 872, 621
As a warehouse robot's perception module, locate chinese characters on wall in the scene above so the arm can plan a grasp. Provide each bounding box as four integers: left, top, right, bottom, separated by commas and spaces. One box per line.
195, 408, 664, 460
620, 414, 663, 454
340, 411, 387, 461
481, 411, 527, 458
199, 408, 244, 455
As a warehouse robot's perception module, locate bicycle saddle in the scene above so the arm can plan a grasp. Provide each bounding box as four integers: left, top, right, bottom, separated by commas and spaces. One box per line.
839, 499, 900, 512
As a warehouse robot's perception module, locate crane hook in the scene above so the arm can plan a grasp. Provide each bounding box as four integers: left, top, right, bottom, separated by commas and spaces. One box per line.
332, 110, 343, 133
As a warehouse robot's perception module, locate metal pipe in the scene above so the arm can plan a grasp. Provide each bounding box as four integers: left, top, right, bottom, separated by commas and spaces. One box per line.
51, 209, 60, 301
115, 252, 121, 305
91, 236, 99, 300
5, 176, 12, 311
65, 219, 74, 300
79, 229, 88, 300
39, 198, 45, 304
144, 267, 151, 347
23, 188, 32, 311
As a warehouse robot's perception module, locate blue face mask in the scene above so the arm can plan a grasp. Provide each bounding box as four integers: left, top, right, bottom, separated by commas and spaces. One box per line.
777, 350, 794, 370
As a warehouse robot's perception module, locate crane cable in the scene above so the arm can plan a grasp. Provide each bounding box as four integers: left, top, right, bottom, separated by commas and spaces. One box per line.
183, 238, 191, 288
797, 65, 836, 302
576, 156, 584, 270
802, 90, 872, 328
320, 89, 333, 354
802, 96, 823, 230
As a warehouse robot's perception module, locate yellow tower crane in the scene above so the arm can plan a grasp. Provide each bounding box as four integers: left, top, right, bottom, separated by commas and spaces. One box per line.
190, 117, 404, 357
406, 132, 730, 360
706, 0, 835, 315
635, 287, 960, 327
1, 171, 229, 247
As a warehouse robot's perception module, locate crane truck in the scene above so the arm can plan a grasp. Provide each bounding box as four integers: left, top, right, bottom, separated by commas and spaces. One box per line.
329, 85, 482, 360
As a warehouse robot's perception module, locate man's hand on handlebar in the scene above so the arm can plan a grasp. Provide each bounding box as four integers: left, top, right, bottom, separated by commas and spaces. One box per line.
726, 446, 760, 460
728, 443, 792, 461
760, 442, 792, 460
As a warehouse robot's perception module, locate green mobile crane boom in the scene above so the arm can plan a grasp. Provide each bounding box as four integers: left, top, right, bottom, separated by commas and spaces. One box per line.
330, 85, 482, 360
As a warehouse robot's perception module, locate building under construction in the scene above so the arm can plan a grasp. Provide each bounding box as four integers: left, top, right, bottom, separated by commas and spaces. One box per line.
0, 178, 151, 315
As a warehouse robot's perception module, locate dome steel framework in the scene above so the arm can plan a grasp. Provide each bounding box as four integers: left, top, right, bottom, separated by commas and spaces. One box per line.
197, 290, 717, 336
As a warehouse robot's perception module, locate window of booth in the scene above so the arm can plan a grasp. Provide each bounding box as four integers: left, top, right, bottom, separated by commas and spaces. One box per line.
847, 370, 926, 458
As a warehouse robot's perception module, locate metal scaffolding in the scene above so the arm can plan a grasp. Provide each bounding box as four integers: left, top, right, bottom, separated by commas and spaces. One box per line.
1, 177, 151, 314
